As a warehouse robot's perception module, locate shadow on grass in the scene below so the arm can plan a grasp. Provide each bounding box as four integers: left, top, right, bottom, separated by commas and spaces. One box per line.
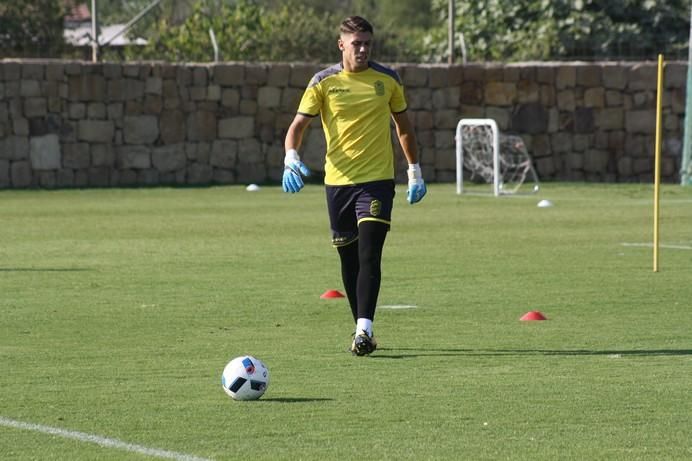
259, 398, 334, 403
371, 348, 692, 359
0, 268, 93, 272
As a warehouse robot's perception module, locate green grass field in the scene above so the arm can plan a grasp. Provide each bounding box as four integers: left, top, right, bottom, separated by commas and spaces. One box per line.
1, 183, 691, 460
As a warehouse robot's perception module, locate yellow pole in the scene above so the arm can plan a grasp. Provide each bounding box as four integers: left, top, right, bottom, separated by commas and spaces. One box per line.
653, 54, 664, 272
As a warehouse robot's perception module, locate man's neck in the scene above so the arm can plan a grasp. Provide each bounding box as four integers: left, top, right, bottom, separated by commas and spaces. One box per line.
342, 61, 369, 73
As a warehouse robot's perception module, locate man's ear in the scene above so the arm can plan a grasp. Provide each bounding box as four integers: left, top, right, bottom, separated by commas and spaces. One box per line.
337, 38, 344, 51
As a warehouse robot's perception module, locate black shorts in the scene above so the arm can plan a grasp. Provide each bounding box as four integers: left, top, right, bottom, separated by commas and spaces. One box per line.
325, 180, 395, 247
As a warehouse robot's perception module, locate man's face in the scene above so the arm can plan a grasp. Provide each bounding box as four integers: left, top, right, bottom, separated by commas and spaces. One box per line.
338, 31, 372, 71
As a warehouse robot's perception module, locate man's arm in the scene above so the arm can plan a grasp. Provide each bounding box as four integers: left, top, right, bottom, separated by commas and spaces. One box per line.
285, 114, 314, 151
282, 114, 314, 193
392, 111, 418, 164
392, 111, 426, 204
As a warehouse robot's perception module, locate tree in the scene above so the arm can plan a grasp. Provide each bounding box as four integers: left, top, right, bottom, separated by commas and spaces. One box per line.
96, 0, 194, 27
426, 0, 690, 62
551, 0, 690, 59
56, 0, 689, 63
126, 0, 339, 62
123, 0, 433, 63
123, 0, 340, 62
0, 0, 67, 58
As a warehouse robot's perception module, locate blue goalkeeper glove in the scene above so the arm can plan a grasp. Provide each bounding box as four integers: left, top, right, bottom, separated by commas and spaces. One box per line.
282, 149, 310, 193
407, 163, 427, 204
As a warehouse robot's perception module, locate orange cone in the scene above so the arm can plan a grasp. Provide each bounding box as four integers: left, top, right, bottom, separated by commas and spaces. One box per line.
520, 311, 547, 321
320, 289, 345, 299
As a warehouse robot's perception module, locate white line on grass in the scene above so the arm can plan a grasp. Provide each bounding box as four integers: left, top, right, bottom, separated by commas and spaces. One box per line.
0, 416, 213, 461
621, 242, 692, 250
379, 304, 418, 309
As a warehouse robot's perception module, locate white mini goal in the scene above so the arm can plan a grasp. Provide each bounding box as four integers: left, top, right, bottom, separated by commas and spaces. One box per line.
455, 118, 540, 196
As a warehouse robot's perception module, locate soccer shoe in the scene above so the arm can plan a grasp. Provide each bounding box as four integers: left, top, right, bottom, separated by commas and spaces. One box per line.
350, 331, 377, 356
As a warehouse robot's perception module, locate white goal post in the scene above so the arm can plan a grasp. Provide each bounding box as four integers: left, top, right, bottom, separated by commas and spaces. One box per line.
455, 118, 540, 196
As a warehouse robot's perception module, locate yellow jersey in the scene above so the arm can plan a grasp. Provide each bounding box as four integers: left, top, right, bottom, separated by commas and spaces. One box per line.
297, 61, 408, 186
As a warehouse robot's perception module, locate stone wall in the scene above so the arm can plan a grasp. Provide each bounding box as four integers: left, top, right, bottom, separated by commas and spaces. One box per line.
0, 59, 686, 188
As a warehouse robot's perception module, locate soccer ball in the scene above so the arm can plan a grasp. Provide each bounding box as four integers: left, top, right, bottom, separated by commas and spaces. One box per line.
221, 356, 270, 401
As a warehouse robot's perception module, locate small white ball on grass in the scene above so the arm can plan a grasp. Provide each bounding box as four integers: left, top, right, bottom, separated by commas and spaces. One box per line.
246, 184, 260, 192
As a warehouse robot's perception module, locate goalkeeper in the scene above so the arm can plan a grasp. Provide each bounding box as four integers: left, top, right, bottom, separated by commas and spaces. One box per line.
282, 15, 426, 356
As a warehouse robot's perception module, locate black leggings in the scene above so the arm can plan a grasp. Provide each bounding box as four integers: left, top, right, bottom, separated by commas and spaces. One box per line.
336, 221, 388, 323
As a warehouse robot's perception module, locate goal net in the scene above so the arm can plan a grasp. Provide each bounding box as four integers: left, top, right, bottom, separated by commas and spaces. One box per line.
455, 118, 540, 196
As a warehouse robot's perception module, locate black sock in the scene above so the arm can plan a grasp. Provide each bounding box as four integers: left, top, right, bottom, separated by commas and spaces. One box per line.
356, 221, 388, 322
337, 241, 359, 322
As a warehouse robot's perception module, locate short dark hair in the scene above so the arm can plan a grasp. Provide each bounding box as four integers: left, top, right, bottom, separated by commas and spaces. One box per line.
340, 16, 373, 35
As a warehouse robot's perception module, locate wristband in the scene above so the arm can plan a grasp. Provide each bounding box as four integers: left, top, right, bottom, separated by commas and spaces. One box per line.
407, 163, 422, 181
285, 149, 300, 166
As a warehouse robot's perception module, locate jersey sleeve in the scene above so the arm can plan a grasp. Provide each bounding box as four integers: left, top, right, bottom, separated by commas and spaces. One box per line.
297, 80, 322, 117
389, 78, 407, 114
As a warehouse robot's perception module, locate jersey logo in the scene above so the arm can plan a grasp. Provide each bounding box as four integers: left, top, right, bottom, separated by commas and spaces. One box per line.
328, 87, 351, 95
373, 80, 385, 96
370, 200, 381, 216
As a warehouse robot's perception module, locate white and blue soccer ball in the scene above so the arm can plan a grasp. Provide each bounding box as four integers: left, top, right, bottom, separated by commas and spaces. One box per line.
221, 356, 270, 401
